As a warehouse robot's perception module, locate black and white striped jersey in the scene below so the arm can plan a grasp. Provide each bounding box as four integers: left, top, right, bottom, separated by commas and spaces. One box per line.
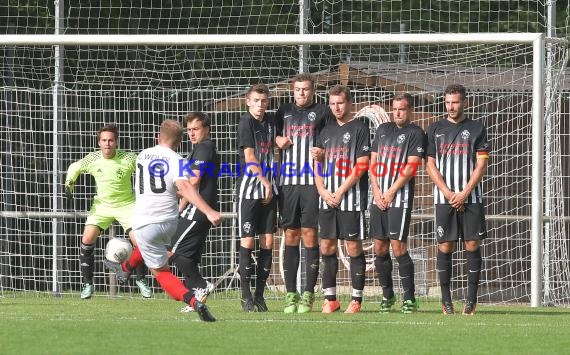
426, 118, 490, 204
179, 138, 220, 224
316, 118, 371, 211
372, 122, 426, 208
275, 102, 333, 186
237, 112, 278, 200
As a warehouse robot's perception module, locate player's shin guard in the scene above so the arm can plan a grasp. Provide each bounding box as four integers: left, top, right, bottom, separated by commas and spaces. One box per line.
304, 246, 320, 292
349, 253, 366, 302
283, 245, 300, 293
397, 252, 415, 301
79, 243, 95, 284
321, 253, 338, 300
255, 248, 272, 298
437, 250, 453, 304
466, 248, 482, 303
374, 253, 394, 299
239, 246, 253, 299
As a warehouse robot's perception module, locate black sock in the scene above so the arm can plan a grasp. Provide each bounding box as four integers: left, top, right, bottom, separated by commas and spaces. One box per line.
437, 250, 453, 304
350, 253, 365, 302
374, 253, 393, 299
304, 246, 320, 293
134, 263, 148, 281
239, 246, 253, 300
283, 245, 300, 293
80, 242, 95, 284
322, 253, 338, 300
397, 252, 415, 302
255, 248, 272, 298
170, 254, 206, 289
466, 248, 482, 303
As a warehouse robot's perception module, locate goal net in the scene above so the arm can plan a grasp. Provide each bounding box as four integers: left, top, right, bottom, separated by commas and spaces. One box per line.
1, 32, 568, 306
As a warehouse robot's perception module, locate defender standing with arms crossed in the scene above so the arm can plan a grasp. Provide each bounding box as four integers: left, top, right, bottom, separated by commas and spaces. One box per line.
275, 73, 333, 313
369, 93, 426, 314
236, 84, 278, 312
315, 85, 370, 314
426, 84, 490, 315
65, 124, 151, 299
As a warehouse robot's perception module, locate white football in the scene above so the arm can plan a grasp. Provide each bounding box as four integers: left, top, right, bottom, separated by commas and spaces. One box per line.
105, 238, 133, 263
355, 104, 391, 126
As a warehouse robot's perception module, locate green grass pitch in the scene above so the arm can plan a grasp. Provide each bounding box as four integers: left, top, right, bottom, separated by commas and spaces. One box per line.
2, 295, 570, 354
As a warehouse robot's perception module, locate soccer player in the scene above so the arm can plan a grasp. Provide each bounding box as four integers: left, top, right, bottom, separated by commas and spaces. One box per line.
315, 85, 370, 314
170, 112, 219, 313
368, 93, 426, 314
426, 84, 490, 316
275, 73, 333, 313
108, 119, 222, 322
64, 123, 152, 299
236, 83, 278, 312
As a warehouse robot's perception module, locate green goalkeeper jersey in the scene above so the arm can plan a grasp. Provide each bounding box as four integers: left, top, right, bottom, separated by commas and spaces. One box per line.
65, 149, 136, 207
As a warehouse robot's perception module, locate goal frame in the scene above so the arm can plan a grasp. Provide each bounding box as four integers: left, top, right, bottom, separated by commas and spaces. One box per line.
0, 32, 560, 307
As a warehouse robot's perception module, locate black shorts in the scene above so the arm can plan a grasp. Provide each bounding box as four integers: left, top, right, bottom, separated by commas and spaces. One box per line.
434, 203, 487, 242
237, 197, 277, 238
318, 208, 366, 240
170, 218, 211, 263
278, 185, 319, 230
369, 204, 411, 242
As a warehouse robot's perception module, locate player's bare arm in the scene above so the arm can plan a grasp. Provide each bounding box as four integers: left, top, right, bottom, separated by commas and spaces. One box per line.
448, 156, 488, 209
175, 179, 222, 226
243, 147, 273, 205
311, 147, 325, 162
369, 151, 387, 210
314, 158, 337, 208
178, 168, 202, 212
426, 156, 455, 202
383, 155, 422, 207
275, 135, 292, 149
333, 155, 369, 206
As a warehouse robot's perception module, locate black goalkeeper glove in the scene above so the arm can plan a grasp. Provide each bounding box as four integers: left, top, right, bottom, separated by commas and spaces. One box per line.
65, 184, 74, 200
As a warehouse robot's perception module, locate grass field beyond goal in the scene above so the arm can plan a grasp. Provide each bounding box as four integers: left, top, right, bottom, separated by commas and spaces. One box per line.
2, 295, 570, 354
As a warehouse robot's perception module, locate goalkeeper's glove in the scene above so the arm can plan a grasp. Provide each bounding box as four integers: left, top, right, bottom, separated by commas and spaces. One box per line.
64, 184, 74, 200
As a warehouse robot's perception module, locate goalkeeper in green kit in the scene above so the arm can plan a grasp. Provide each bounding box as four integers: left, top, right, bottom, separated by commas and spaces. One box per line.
65, 123, 152, 299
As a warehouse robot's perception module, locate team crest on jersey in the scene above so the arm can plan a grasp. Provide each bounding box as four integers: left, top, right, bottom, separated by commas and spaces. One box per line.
308, 112, 316, 121
461, 130, 470, 140
243, 222, 252, 234
342, 132, 351, 144
397, 134, 406, 144
437, 226, 444, 238
116, 168, 125, 180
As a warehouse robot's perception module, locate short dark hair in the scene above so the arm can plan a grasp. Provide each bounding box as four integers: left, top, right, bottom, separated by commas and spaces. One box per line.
184, 112, 210, 129
328, 85, 352, 103
98, 123, 118, 140
393, 92, 414, 109
292, 73, 316, 89
444, 84, 467, 100
246, 83, 270, 98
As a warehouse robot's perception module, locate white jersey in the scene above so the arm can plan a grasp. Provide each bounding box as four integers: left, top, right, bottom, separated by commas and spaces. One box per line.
132, 145, 189, 229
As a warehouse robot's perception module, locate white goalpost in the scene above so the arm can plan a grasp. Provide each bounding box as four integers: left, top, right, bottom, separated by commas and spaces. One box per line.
1, 33, 568, 308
